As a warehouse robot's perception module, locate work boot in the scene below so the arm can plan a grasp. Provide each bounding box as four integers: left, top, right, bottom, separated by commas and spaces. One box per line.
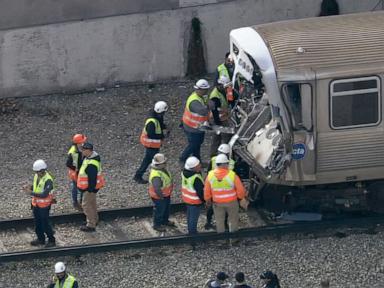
204, 223, 216, 230
153, 226, 166, 232
30, 239, 45, 246
80, 225, 96, 232
73, 202, 83, 212
45, 240, 56, 248
163, 220, 176, 227
133, 176, 148, 184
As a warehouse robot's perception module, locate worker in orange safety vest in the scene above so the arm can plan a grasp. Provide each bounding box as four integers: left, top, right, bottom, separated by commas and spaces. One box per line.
134, 101, 169, 184
204, 154, 246, 234
181, 156, 205, 235
66, 133, 87, 211
180, 79, 210, 163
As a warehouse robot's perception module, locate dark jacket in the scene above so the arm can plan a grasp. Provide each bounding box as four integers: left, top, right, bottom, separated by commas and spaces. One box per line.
79, 151, 101, 193
146, 110, 166, 140
182, 169, 204, 204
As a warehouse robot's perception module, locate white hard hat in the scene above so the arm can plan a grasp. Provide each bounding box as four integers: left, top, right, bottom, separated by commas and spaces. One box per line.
194, 79, 210, 90
216, 154, 229, 165
217, 75, 231, 87
152, 153, 167, 165
218, 144, 230, 154
54, 262, 66, 274
33, 159, 47, 172
184, 156, 200, 170
154, 101, 168, 113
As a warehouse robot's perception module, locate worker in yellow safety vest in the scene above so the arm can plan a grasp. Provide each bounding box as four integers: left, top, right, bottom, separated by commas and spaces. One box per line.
215, 52, 237, 105
180, 79, 210, 163
204, 154, 246, 234
208, 75, 233, 156
23, 159, 56, 247
134, 101, 169, 184
47, 262, 79, 288
77, 142, 105, 232
66, 133, 87, 211
182, 156, 205, 235
148, 153, 175, 232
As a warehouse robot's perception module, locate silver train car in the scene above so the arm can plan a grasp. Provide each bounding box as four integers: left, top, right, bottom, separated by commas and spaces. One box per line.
227, 11, 384, 212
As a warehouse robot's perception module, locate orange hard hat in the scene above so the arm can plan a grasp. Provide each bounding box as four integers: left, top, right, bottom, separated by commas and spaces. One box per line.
72, 134, 87, 144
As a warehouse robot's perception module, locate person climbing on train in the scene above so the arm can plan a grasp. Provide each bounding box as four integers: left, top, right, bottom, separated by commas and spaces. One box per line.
208, 76, 232, 157
134, 101, 169, 184
23, 159, 56, 247
47, 262, 79, 288
181, 156, 205, 235
66, 133, 87, 211
148, 153, 175, 232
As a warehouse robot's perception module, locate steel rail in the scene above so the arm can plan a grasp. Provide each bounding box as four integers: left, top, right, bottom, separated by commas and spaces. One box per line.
0, 203, 186, 230
1, 214, 384, 263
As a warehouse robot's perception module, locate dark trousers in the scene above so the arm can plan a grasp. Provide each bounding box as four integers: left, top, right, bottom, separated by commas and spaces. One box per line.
33, 206, 55, 242
152, 197, 170, 228
71, 180, 82, 205
180, 130, 205, 162
135, 147, 159, 178
210, 133, 232, 157
187, 204, 201, 234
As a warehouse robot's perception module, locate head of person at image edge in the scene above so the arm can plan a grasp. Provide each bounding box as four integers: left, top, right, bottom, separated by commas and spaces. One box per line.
47, 262, 79, 288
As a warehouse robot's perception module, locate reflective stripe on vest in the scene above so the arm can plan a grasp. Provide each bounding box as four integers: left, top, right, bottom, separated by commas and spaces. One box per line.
207, 170, 237, 203
67, 145, 80, 181
54, 274, 76, 288
149, 169, 173, 199
77, 158, 105, 190
217, 63, 230, 79
32, 172, 53, 208
181, 172, 203, 205
140, 117, 162, 148
182, 92, 208, 129
209, 87, 229, 121
210, 156, 235, 171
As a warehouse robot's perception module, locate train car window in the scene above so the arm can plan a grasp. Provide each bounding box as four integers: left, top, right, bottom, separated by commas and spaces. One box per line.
282, 83, 312, 131
330, 76, 380, 129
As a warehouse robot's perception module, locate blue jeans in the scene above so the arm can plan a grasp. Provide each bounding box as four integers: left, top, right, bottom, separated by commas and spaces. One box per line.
135, 147, 159, 178
71, 180, 82, 205
152, 197, 170, 227
33, 206, 55, 242
180, 130, 205, 162
187, 205, 201, 234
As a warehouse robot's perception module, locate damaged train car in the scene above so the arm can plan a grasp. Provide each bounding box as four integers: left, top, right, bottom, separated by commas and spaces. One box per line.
227, 11, 384, 213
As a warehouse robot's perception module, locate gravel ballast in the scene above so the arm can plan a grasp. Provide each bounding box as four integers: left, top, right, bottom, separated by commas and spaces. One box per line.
1, 232, 384, 287
0, 81, 213, 219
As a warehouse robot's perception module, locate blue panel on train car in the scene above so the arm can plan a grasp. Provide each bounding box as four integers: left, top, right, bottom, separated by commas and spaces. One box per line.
292, 143, 306, 160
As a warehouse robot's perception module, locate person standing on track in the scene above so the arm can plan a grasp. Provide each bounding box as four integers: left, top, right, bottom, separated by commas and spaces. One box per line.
134, 101, 169, 184
204, 154, 246, 234
23, 159, 56, 248
47, 262, 79, 288
66, 133, 87, 211
180, 79, 210, 163
148, 153, 175, 232
181, 156, 204, 235
77, 142, 105, 232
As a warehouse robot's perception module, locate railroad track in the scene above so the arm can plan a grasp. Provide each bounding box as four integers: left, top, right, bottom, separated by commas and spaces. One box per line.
1, 205, 383, 263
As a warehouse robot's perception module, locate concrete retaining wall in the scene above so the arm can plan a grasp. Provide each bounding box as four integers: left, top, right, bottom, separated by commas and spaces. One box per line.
0, 0, 381, 98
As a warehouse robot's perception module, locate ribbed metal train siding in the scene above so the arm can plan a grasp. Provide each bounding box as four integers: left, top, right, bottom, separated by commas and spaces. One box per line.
317, 131, 384, 172
253, 12, 384, 71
